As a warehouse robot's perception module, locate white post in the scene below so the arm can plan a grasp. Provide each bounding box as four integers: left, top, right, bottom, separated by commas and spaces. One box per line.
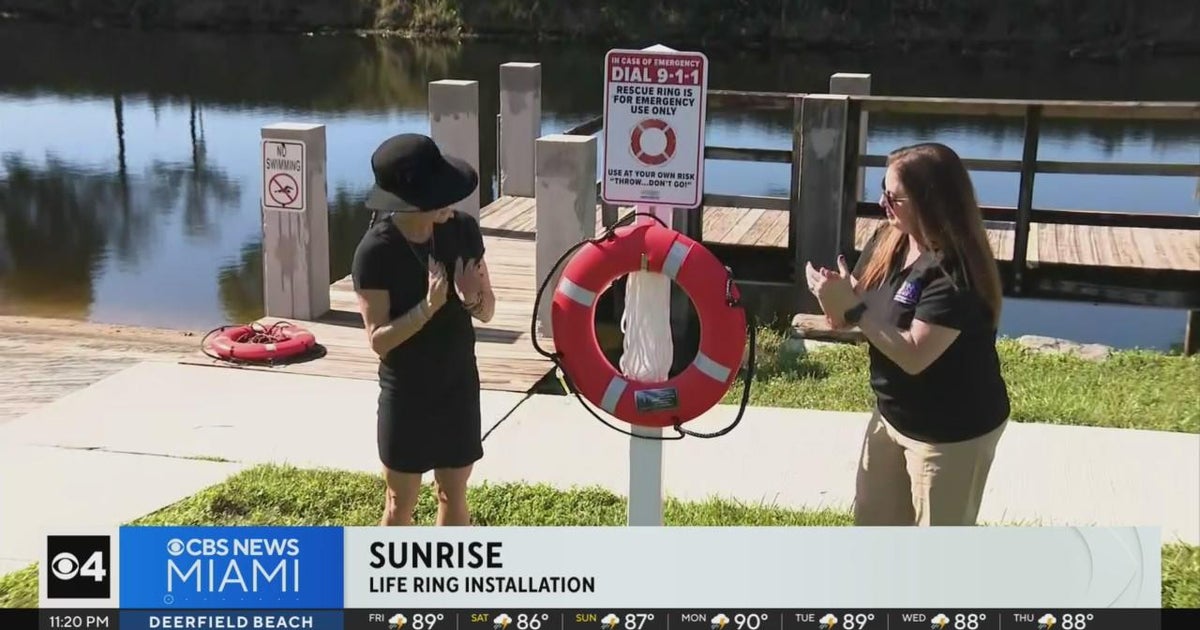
429, 79, 481, 220
625, 204, 673, 526
534, 134, 597, 338
599, 43, 708, 527
260, 123, 329, 320
499, 62, 542, 197
829, 72, 871, 201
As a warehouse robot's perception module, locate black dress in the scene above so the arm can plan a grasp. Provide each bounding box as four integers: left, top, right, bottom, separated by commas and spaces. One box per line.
350, 211, 486, 473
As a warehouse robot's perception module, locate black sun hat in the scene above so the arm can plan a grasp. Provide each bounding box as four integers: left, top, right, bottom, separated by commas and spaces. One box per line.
364, 133, 478, 213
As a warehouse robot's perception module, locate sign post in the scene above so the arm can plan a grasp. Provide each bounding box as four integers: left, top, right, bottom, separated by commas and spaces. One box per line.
260, 123, 329, 321
602, 45, 708, 526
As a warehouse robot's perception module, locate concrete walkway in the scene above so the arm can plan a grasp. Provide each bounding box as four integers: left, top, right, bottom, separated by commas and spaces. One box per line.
1, 361, 1197, 572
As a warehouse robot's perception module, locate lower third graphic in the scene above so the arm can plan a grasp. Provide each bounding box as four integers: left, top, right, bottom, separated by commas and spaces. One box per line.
117, 525, 344, 609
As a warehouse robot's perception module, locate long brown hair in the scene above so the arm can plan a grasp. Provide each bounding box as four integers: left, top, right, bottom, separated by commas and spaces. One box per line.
857, 143, 1004, 326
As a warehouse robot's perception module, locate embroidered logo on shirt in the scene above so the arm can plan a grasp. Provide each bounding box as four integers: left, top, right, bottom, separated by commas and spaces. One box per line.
894, 279, 924, 306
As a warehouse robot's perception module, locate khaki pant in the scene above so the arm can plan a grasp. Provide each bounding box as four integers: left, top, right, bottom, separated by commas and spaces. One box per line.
853, 410, 1007, 526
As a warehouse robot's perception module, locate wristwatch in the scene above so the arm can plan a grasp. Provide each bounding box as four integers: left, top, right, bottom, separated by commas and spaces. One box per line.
842, 302, 867, 325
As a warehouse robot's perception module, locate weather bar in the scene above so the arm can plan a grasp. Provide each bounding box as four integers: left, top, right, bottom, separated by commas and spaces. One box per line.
1, 609, 1175, 630
336, 609, 1163, 630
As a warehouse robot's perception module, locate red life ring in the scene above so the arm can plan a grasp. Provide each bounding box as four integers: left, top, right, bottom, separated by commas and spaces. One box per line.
630, 118, 677, 166
206, 322, 317, 363
550, 222, 747, 427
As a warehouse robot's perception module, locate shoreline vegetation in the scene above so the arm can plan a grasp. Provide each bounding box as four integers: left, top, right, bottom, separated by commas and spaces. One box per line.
1, 0, 1198, 59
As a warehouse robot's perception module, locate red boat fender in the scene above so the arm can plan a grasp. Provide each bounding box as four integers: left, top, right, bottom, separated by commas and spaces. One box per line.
206, 321, 317, 363
550, 221, 747, 427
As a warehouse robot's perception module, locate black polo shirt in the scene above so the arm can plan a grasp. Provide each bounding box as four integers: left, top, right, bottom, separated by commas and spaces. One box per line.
351, 211, 485, 388
852, 229, 1010, 443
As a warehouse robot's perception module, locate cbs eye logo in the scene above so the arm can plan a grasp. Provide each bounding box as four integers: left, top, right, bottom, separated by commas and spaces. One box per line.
46, 535, 110, 599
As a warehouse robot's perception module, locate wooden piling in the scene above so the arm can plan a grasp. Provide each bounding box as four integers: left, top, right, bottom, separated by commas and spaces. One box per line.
829, 72, 872, 203
260, 123, 329, 321
534, 134, 598, 338
499, 63, 542, 198
793, 94, 857, 313
429, 79, 481, 220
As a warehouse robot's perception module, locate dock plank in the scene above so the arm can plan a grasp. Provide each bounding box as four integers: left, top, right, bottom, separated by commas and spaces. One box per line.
701, 207, 744, 243
724, 207, 767, 245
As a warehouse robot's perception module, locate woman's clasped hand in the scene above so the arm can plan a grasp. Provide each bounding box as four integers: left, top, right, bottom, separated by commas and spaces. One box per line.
424, 256, 448, 313
804, 255, 858, 328
454, 257, 484, 309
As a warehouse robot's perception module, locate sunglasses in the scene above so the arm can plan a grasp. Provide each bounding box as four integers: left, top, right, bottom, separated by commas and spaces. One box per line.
880, 177, 909, 211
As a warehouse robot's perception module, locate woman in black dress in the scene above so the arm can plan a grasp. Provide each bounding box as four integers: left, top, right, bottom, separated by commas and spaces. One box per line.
351, 133, 495, 526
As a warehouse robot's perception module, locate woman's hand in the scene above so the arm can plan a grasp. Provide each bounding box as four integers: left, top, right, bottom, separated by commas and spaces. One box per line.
805, 255, 859, 325
424, 257, 448, 313
454, 257, 483, 308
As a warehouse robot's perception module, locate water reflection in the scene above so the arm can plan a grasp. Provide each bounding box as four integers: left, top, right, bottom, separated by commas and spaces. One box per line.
0, 21, 1196, 347
216, 187, 369, 324
0, 155, 114, 318
0, 98, 240, 321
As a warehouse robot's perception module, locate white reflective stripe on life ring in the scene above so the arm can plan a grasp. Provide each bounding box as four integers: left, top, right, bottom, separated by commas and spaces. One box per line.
264, 343, 278, 353
600, 376, 628, 414
693, 352, 733, 382
660, 241, 692, 280
558, 277, 598, 308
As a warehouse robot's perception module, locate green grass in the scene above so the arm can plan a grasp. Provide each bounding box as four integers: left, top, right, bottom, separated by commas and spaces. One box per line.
723, 328, 1200, 434
1, 465, 1196, 608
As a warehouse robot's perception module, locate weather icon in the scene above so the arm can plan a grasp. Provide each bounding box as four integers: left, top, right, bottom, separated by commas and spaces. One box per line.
389, 615, 408, 630
601, 614, 620, 630
818, 614, 838, 630
493, 614, 513, 630
930, 614, 949, 630
1037, 615, 1057, 630
710, 614, 730, 630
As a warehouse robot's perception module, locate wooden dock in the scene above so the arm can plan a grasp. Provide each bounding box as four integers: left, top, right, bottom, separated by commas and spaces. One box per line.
480, 195, 1200, 272
184, 229, 557, 393
184, 189, 1197, 393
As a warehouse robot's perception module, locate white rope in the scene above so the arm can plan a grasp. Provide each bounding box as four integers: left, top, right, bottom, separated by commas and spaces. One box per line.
620, 268, 674, 382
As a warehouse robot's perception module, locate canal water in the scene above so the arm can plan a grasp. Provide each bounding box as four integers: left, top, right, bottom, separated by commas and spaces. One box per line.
1, 23, 1197, 350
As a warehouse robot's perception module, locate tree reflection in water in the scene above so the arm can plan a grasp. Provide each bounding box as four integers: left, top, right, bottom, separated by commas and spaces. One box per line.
0, 120, 240, 319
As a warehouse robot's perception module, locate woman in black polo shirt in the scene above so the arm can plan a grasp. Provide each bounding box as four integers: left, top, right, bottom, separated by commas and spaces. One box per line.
805, 142, 1010, 526
351, 133, 495, 526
